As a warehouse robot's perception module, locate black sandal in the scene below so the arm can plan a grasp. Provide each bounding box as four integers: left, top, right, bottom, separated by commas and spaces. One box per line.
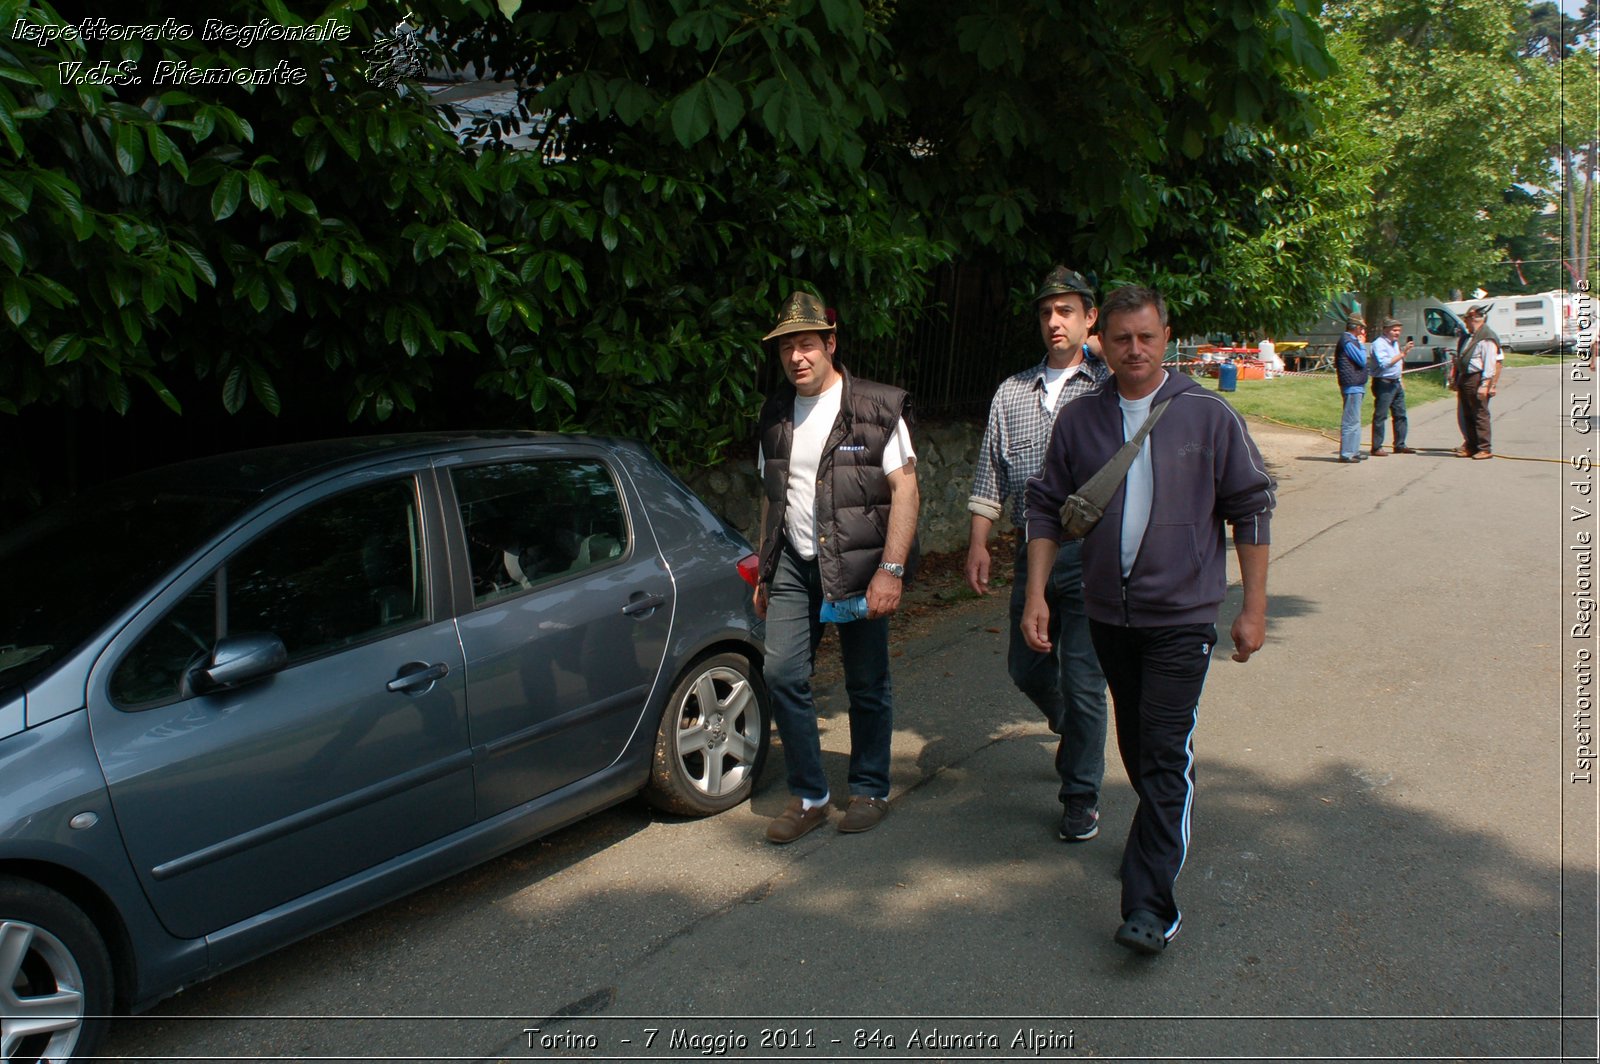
1114, 910, 1167, 955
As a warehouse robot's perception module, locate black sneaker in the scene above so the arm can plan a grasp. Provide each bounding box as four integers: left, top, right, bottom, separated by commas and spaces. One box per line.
1059, 797, 1100, 842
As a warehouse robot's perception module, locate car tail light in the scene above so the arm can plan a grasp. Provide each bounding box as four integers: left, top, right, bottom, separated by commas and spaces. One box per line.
736, 553, 760, 588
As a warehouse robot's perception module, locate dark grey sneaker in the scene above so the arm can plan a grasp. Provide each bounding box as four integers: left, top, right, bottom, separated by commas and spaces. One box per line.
1059, 797, 1100, 842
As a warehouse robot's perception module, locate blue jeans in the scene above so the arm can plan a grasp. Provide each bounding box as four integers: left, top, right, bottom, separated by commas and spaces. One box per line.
1008, 541, 1108, 802
1370, 378, 1407, 449
763, 545, 894, 800
1340, 390, 1364, 459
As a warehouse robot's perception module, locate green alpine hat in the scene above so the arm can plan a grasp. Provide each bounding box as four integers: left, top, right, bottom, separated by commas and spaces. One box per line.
1033, 265, 1096, 306
763, 291, 835, 341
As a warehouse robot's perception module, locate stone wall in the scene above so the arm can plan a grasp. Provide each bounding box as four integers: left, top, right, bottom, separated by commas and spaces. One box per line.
680, 417, 1008, 556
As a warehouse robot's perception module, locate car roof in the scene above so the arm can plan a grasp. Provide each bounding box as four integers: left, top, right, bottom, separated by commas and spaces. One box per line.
129, 431, 640, 498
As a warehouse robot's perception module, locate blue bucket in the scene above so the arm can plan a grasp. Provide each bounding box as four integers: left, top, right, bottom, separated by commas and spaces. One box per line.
1218, 360, 1238, 392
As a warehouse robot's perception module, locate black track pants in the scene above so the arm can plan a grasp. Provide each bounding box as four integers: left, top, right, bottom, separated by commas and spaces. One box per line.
1090, 620, 1216, 941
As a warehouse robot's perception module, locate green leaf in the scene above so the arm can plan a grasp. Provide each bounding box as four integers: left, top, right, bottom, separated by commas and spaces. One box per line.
134, 369, 182, 414
4, 278, 29, 325
32, 171, 84, 227
247, 169, 273, 211
705, 76, 742, 138
0, 231, 22, 273
105, 372, 131, 415
486, 297, 512, 335
42, 335, 80, 365
211, 172, 243, 221
222, 364, 248, 413
178, 243, 217, 287
0, 174, 30, 212
246, 276, 269, 312
628, 0, 655, 51
670, 82, 711, 147
249, 362, 281, 415
819, 0, 866, 40
613, 80, 654, 125
114, 122, 145, 176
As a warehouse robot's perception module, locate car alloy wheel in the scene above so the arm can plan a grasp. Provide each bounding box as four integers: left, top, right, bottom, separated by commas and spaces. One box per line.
646, 652, 770, 815
1, 877, 111, 1064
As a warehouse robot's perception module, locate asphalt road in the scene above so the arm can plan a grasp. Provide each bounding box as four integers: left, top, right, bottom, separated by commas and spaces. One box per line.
103, 363, 1597, 1063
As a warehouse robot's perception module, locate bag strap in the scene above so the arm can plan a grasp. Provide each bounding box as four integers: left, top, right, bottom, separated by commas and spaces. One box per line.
1455, 326, 1492, 373
1072, 398, 1172, 511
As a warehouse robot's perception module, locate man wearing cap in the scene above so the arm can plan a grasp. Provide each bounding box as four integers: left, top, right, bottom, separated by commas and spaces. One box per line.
1369, 317, 1415, 455
1451, 305, 1502, 460
753, 291, 920, 843
1335, 317, 1369, 463
966, 265, 1110, 843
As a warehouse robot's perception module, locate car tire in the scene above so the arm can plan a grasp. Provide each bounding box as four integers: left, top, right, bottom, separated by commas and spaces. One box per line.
0, 876, 113, 1064
645, 652, 771, 816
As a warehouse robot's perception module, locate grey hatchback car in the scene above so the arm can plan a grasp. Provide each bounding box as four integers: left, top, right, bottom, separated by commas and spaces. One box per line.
0, 432, 769, 1062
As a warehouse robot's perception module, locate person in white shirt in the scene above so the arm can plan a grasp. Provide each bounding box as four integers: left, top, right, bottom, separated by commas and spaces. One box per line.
752, 292, 919, 843
1451, 305, 1503, 459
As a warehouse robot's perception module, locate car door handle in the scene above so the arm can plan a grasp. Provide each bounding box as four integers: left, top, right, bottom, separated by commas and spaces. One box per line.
621, 593, 666, 617
387, 661, 449, 693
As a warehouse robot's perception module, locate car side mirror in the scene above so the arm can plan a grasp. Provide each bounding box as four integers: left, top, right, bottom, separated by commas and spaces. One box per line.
189, 633, 288, 694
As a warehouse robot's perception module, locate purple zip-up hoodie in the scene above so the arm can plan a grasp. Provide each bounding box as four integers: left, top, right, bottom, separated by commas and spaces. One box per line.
1023, 372, 1275, 627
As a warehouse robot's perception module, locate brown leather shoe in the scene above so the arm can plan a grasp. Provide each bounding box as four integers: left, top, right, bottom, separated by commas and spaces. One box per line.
1472, 451, 1493, 460
1370, 447, 1389, 456
838, 795, 890, 834
1393, 446, 1417, 454
766, 798, 828, 844
1452, 446, 1472, 457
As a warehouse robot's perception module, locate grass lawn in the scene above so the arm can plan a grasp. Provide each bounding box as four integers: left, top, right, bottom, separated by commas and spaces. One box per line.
1186, 352, 1560, 433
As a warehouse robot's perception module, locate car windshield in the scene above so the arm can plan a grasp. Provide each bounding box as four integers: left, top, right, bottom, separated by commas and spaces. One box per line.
0, 479, 249, 692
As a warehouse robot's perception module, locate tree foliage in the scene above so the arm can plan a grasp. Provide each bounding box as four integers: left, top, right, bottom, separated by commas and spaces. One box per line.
1, 0, 1342, 489
1318, 0, 1558, 306
1, 0, 950, 468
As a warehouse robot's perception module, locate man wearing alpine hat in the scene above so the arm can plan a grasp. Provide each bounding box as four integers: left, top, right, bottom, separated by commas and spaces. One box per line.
966, 266, 1111, 844
752, 291, 920, 843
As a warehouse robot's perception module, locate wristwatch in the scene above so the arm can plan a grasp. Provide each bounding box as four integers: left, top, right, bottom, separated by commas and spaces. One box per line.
878, 561, 906, 578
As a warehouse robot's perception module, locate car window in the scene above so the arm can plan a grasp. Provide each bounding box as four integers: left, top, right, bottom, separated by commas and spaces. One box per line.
1425, 308, 1462, 337
110, 479, 426, 708
451, 459, 628, 606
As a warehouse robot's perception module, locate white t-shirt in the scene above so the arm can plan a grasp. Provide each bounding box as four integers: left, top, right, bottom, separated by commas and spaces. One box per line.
1041, 356, 1094, 410
1118, 374, 1166, 578
758, 378, 915, 559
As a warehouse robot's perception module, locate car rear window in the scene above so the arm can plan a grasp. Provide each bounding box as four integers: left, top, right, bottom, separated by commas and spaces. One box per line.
451, 459, 628, 605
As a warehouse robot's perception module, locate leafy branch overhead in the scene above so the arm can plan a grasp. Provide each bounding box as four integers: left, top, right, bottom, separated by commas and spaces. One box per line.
15, 0, 1542, 477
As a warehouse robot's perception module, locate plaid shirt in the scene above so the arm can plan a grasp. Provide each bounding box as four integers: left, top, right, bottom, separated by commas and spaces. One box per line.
970, 355, 1112, 528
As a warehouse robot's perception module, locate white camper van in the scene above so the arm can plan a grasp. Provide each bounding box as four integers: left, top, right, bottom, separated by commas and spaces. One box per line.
1283, 295, 1466, 368
1445, 292, 1572, 353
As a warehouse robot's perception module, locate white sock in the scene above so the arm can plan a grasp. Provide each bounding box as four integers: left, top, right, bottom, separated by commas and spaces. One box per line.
801, 793, 830, 811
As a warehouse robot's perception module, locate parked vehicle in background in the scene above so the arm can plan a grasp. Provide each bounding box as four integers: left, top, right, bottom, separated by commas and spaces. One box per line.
1445, 291, 1575, 353
1282, 294, 1466, 369
0, 432, 769, 1063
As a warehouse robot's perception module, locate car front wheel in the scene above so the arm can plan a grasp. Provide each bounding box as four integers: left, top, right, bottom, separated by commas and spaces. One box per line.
0, 876, 112, 1064
646, 652, 770, 815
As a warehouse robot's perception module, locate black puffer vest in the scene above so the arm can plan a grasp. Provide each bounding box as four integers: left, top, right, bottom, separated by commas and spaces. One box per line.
757, 369, 912, 600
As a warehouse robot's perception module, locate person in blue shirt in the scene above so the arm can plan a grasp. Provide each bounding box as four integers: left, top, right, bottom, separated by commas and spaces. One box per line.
1368, 317, 1415, 455
1335, 318, 1369, 463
